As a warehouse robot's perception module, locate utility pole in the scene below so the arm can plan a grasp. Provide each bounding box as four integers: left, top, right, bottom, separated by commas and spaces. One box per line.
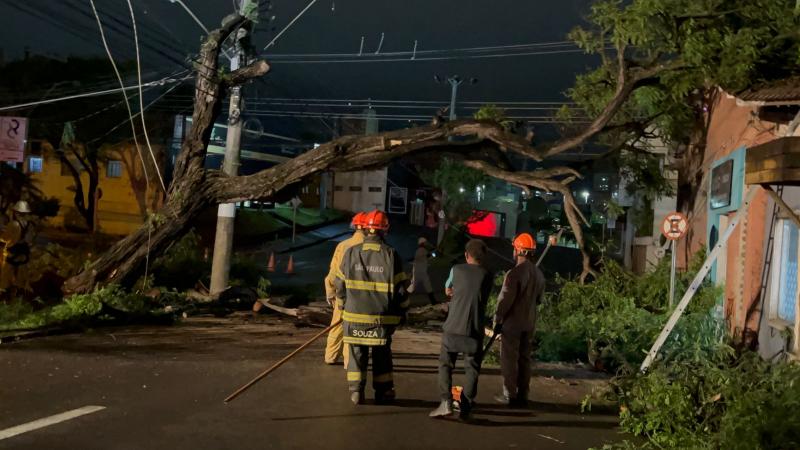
434, 74, 477, 245
210, 0, 257, 295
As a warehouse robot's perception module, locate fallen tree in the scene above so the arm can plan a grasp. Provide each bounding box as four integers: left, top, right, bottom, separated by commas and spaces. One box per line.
63, 6, 705, 295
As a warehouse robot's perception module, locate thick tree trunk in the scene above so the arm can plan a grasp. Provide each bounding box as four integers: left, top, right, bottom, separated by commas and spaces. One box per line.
62, 12, 678, 294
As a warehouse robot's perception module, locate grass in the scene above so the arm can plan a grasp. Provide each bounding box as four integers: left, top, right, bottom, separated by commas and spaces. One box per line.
237, 209, 289, 236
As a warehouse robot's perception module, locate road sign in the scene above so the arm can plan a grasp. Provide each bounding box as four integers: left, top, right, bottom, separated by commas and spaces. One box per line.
661, 212, 688, 241
0, 116, 27, 163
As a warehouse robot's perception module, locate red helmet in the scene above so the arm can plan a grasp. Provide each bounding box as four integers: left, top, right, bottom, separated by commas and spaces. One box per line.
351, 212, 367, 229
513, 233, 536, 254
364, 210, 390, 231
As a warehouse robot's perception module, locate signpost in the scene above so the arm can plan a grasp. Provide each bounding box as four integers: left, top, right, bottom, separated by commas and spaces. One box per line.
290, 196, 303, 243
661, 212, 688, 307
0, 116, 28, 163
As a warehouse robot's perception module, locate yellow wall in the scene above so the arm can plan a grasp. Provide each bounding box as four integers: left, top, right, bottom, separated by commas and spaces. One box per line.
27, 141, 164, 236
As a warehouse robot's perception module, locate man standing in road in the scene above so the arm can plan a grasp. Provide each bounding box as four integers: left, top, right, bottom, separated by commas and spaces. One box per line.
493, 233, 545, 406
409, 237, 436, 304
335, 210, 409, 405
429, 239, 493, 421
323, 212, 366, 366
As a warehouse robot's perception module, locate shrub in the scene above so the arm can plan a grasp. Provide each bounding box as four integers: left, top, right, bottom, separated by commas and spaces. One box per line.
0, 285, 156, 331
151, 230, 210, 290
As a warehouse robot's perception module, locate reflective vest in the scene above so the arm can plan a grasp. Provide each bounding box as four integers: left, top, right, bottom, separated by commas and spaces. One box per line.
335, 234, 409, 346
324, 231, 364, 304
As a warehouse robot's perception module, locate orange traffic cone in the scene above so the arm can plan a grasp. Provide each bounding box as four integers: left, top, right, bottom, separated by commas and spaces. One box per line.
267, 252, 276, 272
285, 255, 295, 275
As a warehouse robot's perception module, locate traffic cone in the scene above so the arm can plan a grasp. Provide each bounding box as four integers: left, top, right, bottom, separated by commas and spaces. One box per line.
267, 252, 276, 272
285, 255, 295, 275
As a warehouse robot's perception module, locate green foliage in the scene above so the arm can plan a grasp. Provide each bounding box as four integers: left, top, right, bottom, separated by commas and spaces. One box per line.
151, 230, 210, 290
420, 159, 487, 224
568, 0, 800, 146
536, 250, 721, 371
473, 105, 515, 130
229, 256, 269, 288
0, 285, 154, 331
603, 350, 800, 449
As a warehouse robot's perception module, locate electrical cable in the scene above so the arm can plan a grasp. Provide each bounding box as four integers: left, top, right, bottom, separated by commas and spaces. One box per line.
263, 0, 318, 50
264, 47, 604, 64
127, 0, 168, 194
89, 0, 152, 196
0, 74, 186, 112
266, 40, 577, 58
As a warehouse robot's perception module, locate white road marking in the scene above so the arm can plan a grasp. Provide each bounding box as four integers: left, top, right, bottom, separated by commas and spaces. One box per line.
0, 405, 106, 441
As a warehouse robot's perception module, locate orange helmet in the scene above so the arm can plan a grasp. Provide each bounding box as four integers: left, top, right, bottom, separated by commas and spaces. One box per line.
364, 210, 390, 231
513, 233, 536, 254
351, 212, 366, 229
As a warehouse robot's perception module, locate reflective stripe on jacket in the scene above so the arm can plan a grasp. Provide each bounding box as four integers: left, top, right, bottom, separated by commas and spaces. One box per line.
324, 231, 364, 301
334, 234, 409, 346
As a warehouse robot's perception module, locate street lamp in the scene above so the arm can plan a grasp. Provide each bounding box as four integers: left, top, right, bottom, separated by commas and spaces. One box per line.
433, 74, 477, 246
434, 74, 478, 120
581, 191, 590, 204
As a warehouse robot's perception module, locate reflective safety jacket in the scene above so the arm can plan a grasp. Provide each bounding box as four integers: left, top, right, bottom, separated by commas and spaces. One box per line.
334, 234, 410, 346
324, 230, 365, 305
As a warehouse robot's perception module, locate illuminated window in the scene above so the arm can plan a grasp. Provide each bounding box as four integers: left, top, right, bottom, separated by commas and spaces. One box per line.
106, 160, 123, 178
28, 157, 43, 173
771, 220, 798, 325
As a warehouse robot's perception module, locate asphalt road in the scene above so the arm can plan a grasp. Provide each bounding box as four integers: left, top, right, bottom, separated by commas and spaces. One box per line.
1, 315, 623, 450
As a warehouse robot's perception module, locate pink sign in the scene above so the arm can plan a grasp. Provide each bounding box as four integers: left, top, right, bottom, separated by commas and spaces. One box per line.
0, 116, 27, 163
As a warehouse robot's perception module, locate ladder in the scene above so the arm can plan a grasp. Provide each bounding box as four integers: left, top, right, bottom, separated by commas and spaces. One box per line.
757, 184, 784, 310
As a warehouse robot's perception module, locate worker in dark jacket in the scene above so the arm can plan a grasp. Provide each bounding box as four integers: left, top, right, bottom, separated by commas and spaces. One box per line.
429, 239, 493, 421
335, 210, 409, 405
493, 232, 545, 406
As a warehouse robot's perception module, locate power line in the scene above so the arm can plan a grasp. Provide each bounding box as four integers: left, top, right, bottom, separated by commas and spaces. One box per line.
266, 40, 577, 58
89, 0, 151, 197
263, 0, 319, 50
0, 74, 190, 112
264, 47, 601, 64
164, 95, 575, 106
127, 0, 167, 194
89, 80, 186, 144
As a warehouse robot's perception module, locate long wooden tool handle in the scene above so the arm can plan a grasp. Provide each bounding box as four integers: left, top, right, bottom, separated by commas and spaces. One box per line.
225, 318, 343, 403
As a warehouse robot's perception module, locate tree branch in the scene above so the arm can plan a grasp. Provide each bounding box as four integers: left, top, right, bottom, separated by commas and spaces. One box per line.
223, 60, 270, 87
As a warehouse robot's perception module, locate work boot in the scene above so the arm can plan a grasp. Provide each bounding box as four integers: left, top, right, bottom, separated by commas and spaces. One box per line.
429, 400, 454, 418
458, 410, 474, 423
375, 389, 396, 405
350, 390, 364, 405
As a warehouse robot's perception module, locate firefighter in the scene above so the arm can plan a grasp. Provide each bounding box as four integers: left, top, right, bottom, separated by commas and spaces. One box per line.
493, 232, 545, 406
0, 201, 33, 293
323, 211, 366, 366
335, 210, 409, 405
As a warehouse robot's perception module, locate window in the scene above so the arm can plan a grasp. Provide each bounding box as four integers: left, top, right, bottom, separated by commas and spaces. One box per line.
772, 220, 798, 325
349, 186, 362, 192
106, 160, 123, 178
334, 185, 344, 192
28, 157, 43, 173
368, 186, 382, 193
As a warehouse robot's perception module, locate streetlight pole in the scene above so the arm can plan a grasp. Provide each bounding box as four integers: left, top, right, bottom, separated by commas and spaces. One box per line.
434, 74, 476, 245
210, 0, 257, 295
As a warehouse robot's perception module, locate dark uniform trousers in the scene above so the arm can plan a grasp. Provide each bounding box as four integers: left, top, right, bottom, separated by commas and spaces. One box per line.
438, 333, 482, 413
347, 339, 394, 394
500, 330, 534, 400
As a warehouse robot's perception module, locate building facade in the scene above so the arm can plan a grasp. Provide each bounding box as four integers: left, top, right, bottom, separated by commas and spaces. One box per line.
24, 140, 163, 235
680, 82, 800, 360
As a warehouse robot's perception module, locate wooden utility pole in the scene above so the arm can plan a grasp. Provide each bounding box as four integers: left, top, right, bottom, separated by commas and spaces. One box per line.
210, 0, 257, 295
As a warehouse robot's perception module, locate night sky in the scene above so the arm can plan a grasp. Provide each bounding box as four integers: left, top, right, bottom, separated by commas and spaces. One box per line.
0, 0, 601, 151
